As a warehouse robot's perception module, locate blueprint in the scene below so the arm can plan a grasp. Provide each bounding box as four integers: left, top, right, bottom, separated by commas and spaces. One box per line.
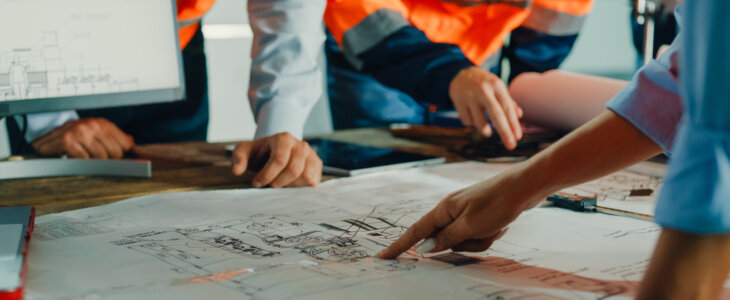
561, 170, 662, 216
25, 161, 701, 300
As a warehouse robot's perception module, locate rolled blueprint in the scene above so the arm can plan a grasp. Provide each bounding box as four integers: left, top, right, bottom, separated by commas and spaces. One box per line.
509, 70, 628, 131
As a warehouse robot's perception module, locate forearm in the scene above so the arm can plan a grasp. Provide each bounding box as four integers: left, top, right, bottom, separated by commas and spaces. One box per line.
638, 229, 730, 299
248, 0, 325, 139
512, 110, 663, 205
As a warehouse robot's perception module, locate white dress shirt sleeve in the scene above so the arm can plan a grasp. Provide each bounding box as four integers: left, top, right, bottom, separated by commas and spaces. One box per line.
24, 110, 79, 143
247, 0, 326, 139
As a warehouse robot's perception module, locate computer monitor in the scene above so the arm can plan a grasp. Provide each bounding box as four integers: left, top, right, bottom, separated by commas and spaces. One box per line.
0, 0, 185, 117
0, 0, 185, 180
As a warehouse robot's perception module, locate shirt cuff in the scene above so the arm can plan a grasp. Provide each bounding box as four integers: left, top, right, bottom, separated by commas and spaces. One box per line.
654, 121, 730, 234
254, 100, 308, 139
24, 111, 79, 143
605, 66, 683, 151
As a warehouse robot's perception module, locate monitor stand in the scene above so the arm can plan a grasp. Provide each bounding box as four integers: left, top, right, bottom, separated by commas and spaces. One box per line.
0, 158, 151, 180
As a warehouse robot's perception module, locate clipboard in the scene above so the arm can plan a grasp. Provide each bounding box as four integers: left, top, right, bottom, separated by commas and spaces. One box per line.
0, 207, 36, 300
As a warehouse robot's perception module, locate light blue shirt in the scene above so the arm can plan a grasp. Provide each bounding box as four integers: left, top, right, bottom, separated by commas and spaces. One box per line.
248, 0, 325, 139
24, 111, 79, 143
607, 1, 730, 234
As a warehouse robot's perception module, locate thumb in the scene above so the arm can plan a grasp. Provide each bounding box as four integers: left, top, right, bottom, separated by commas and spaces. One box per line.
231, 142, 254, 176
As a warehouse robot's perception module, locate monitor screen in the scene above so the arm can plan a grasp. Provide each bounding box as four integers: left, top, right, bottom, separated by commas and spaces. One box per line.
0, 0, 185, 117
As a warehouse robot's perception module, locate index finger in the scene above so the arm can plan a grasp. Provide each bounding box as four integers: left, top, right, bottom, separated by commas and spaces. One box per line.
252, 138, 295, 187
378, 200, 457, 259
105, 125, 135, 152
480, 91, 516, 150
231, 142, 254, 176
494, 83, 523, 140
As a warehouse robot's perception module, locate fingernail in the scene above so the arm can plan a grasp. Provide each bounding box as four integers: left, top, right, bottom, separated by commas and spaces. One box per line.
414, 238, 436, 254
252, 181, 262, 188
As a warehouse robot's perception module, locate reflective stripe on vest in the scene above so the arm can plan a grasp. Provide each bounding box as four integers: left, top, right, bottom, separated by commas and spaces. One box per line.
341, 8, 409, 57
480, 50, 502, 71
178, 17, 203, 29
325, 0, 592, 67
442, 0, 531, 9
522, 0, 593, 35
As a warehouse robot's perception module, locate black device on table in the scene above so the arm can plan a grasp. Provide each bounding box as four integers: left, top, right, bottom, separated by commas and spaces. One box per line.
450, 126, 561, 162
306, 138, 445, 176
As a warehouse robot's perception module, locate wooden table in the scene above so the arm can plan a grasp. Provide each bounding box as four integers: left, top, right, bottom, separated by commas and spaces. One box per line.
0, 128, 466, 215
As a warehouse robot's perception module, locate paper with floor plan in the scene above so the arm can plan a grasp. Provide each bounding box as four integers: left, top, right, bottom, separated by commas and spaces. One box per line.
25, 161, 694, 300
561, 170, 662, 216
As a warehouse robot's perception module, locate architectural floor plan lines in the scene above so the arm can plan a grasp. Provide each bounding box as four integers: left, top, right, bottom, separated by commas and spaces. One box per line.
100, 214, 433, 298
27, 161, 696, 300
1, 0, 181, 102
0, 29, 140, 101
561, 171, 662, 202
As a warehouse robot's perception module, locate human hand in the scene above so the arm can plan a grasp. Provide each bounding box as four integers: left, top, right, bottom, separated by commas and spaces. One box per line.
449, 67, 523, 149
230, 132, 322, 188
32, 118, 135, 159
378, 169, 546, 259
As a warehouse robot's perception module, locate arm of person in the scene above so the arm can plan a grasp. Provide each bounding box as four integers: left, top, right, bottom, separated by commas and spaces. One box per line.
230, 132, 322, 188
324, 1, 522, 147
380, 18, 686, 258
637, 1, 730, 298
247, 0, 326, 139
27, 112, 134, 159
637, 229, 730, 300
32, 117, 135, 159
378, 110, 663, 257
231, 0, 325, 188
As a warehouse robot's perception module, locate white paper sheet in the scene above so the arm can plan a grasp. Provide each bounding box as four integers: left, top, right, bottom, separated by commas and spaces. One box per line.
560, 167, 663, 216
26, 161, 706, 300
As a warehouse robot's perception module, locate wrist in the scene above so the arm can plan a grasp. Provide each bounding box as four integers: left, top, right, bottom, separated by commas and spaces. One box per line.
506, 159, 563, 210
444, 65, 477, 107
448, 67, 475, 100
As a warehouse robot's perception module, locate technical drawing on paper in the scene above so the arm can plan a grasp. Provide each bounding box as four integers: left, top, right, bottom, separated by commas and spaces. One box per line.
28, 162, 680, 300
561, 171, 662, 202
0, 30, 139, 101
59, 207, 645, 299
105, 213, 423, 298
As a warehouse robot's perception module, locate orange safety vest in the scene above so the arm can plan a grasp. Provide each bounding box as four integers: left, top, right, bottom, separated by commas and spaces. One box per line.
325, 0, 594, 67
176, 0, 216, 49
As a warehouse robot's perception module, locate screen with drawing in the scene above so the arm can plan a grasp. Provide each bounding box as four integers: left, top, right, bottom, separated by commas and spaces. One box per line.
0, 0, 184, 117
